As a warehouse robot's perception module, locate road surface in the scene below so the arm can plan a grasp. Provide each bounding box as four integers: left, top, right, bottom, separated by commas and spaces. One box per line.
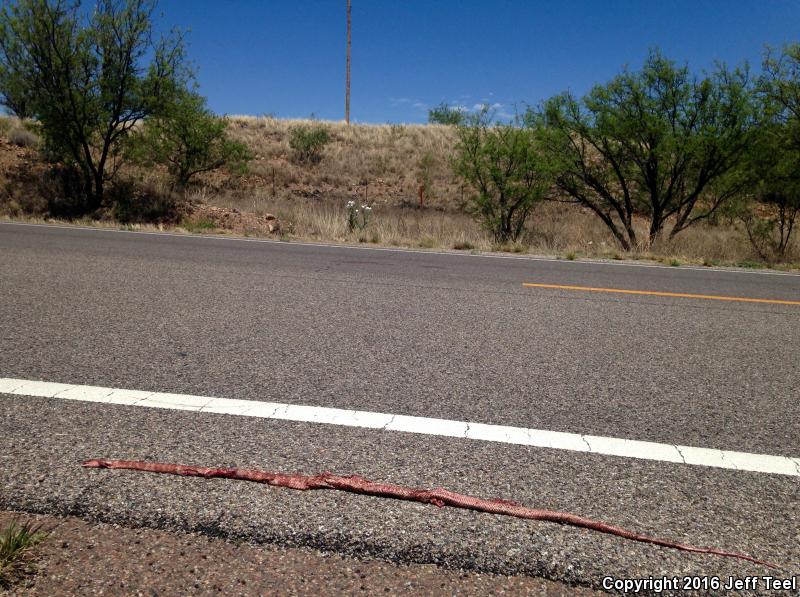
1, 222, 798, 594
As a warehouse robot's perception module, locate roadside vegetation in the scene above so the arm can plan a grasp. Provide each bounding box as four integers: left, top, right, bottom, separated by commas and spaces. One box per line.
0, 518, 47, 587
1, 0, 799, 268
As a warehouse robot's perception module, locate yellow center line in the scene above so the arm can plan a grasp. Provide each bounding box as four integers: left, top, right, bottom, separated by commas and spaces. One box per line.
522, 283, 800, 306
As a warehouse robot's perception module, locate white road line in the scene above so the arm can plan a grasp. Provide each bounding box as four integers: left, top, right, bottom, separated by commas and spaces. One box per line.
2, 377, 798, 477
3, 220, 798, 277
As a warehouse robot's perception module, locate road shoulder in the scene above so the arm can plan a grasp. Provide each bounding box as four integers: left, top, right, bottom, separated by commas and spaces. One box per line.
2, 510, 603, 596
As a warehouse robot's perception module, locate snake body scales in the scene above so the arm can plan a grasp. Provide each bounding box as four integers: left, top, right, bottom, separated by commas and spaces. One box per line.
82, 458, 778, 569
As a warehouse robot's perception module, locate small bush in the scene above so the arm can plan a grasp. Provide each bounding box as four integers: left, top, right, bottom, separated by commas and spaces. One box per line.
7, 126, 38, 148
289, 124, 330, 164
493, 242, 527, 253
182, 218, 216, 232
418, 236, 436, 248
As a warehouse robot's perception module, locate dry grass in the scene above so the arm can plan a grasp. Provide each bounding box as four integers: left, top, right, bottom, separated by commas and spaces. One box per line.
225, 116, 461, 207
0, 116, 40, 148
203, 187, 786, 266
1, 114, 797, 267
7, 126, 39, 148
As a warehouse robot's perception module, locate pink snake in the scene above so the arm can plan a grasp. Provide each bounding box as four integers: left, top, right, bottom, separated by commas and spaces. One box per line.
82, 458, 779, 569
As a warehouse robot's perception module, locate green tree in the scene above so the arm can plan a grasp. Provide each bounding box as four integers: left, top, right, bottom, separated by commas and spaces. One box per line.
128, 89, 251, 188
762, 44, 800, 124
536, 50, 755, 250
453, 109, 550, 243
736, 45, 800, 260
0, 54, 33, 118
428, 102, 465, 125
0, 0, 186, 211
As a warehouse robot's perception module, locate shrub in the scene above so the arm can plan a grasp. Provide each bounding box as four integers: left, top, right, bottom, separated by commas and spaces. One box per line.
7, 125, 37, 147
453, 108, 550, 243
127, 89, 252, 189
289, 124, 330, 164
181, 217, 216, 232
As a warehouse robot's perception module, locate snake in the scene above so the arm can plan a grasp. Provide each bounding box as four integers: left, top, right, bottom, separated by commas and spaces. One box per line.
82, 458, 780, 570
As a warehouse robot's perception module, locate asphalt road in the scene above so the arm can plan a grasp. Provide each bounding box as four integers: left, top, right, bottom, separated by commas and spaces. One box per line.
1, 222, 798, 594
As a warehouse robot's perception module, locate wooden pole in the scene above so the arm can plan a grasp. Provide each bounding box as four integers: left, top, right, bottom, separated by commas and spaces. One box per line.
345, 0, 351, 125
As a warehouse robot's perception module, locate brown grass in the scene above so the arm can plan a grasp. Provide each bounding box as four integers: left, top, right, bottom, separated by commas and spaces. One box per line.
224, 116, 461, 207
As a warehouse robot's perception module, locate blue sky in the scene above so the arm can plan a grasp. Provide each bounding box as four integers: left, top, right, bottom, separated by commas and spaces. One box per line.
156, 0, 800, 123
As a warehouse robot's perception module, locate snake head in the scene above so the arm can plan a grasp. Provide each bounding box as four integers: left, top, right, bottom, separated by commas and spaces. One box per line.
82, 459, 109, 468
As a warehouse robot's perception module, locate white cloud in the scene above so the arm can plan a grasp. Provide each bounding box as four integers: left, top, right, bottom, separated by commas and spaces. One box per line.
468, 101, 505, 112
390, 97, 429, 111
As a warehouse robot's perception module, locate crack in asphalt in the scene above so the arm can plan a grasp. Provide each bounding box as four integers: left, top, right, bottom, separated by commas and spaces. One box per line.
132, 392, 155, 406
381, 414, 396, 431
580, 435, 592, 452
674, 446, 687, 464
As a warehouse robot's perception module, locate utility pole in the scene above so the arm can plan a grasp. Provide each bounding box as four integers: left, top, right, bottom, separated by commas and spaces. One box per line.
345, 0, 351, 124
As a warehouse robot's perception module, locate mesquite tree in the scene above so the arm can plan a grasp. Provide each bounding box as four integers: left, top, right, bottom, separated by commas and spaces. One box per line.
536, 50, 755, 250
0, 0, 186, 211
127, 89, 251, 189
737, 44, 800, 259
453, 108, 550, 243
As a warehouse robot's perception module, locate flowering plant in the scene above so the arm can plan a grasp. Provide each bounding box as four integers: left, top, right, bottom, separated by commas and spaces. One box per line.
346, 200, 372, 232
